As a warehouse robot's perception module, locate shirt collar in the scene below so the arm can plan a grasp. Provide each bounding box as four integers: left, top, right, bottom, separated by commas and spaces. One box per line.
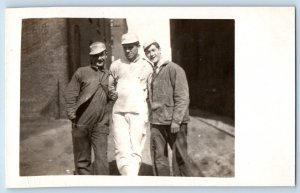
155, 56, 168, 68
91, 65, 106, 72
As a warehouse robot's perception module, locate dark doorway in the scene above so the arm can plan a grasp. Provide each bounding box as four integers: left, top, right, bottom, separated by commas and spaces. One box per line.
170, 19, 234, 118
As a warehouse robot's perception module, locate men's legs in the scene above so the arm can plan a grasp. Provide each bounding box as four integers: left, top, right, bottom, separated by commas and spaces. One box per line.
112, 113, 132, 175
72, 124, 92, 175
170, 123, 191, 176
150, 124, 170, 176
91, 123, 109, 175
126, 113, 148, 175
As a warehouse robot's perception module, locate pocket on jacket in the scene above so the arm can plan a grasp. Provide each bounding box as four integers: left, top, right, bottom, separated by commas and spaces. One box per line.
151, 101, 161, 110
163, 104, 174, 121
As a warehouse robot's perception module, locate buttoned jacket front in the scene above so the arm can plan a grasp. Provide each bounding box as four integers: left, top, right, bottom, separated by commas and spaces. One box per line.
148, 60, 190, 125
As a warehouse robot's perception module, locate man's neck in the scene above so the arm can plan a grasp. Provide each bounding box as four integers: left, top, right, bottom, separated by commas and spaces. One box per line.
128, 54, 140, 63
156, 57, 166, 67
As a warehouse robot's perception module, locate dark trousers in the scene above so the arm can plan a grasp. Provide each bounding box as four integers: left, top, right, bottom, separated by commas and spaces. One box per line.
150, 123, 190, 176
72, 123, 109, 175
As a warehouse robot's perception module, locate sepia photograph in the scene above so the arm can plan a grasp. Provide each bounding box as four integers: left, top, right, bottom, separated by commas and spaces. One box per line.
19, 17, 234, 177
5, 7, 294, 187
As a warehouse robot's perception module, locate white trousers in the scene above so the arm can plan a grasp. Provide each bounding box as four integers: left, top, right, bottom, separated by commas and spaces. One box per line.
112, 112, 148, 176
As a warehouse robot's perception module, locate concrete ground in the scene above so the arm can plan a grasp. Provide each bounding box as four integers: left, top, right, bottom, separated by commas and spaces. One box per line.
20, 109, 234, 177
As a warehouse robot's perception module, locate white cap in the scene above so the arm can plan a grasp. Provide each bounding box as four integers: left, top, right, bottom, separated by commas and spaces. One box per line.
89, 42, 106, 55
143, 39, 157, 50
121, 33, 139, 45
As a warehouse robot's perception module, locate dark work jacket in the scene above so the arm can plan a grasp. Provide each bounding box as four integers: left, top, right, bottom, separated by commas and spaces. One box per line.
148, 60, 190, 125
64, 66, 110, 122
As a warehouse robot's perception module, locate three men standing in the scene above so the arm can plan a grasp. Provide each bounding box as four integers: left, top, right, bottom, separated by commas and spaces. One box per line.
64, 35, 191, 177
64, 42, 111, 175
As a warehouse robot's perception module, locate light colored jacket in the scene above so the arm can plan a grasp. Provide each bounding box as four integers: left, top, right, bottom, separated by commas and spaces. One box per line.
109, 56, 153, 114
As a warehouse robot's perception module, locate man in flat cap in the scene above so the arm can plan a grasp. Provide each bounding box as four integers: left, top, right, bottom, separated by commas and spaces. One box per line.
143, 39, 191, 176
108, 33, 153, 176
64, 41, 112, 175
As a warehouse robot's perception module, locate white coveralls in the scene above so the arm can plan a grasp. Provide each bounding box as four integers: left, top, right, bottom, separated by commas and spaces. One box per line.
109, 56, 153, 175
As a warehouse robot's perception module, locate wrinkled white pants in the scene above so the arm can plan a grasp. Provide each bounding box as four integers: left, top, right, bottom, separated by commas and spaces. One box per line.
112, 112, 148, 176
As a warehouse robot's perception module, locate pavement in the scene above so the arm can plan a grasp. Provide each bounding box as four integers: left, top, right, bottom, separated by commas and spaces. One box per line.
20, 109, 234, 177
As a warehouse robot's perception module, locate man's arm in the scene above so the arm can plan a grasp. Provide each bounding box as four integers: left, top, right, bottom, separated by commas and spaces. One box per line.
63, 70, 81, 121
170, 64, 190, 132
143, 61, 154, 113
108, 62, 118, 100
141, 60, 154, 98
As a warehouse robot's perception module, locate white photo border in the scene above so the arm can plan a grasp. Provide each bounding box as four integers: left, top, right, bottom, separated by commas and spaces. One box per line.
5, 7, 295, 188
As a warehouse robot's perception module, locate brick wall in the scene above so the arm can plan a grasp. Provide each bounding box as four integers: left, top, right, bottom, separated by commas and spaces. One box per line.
21, 19, 69, 119
20, 18, 118, 119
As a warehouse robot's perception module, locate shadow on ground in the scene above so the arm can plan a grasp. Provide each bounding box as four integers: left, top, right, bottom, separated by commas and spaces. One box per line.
109, 160, 153, 176
19, 108, 235, 177
190, 108, 234, 127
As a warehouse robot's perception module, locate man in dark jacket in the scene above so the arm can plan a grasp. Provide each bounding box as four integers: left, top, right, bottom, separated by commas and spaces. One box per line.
143, 39, 191, 176
64, 41, 112, 175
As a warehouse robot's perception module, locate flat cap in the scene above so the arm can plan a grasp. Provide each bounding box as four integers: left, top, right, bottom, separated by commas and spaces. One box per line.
143, 39, 157, 50
89, 42, 106, 55
121, 33, 139, 45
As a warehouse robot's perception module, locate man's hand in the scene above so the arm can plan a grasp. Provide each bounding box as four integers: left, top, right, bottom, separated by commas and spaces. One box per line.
171, 122, 180, 133
109, 90, 118, 101
69, 115, 76, 124
68, 114, 76, 122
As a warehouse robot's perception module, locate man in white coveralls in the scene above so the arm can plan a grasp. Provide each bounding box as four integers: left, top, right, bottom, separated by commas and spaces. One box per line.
108, 33, 153, 175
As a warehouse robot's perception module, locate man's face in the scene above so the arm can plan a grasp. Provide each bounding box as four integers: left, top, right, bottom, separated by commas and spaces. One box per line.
90, 51, 107, 67
144, 44, 161, 64
122, 43, 139, 61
